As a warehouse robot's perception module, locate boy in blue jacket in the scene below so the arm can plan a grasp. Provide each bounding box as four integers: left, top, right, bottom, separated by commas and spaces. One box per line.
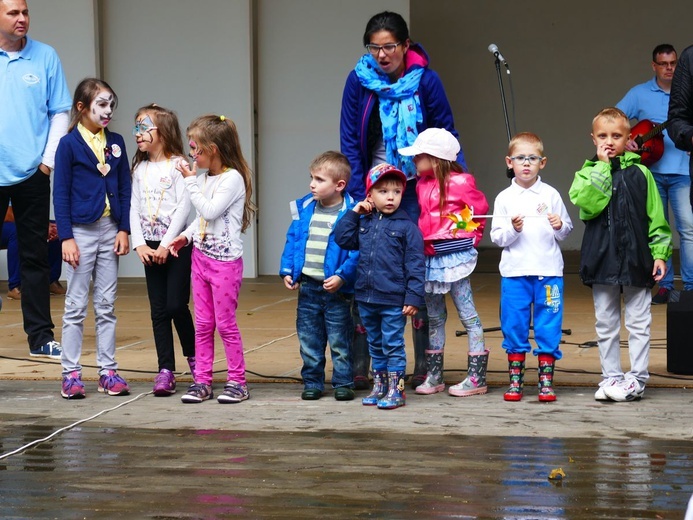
334, 163, 425, 409
280, 151, 359, 401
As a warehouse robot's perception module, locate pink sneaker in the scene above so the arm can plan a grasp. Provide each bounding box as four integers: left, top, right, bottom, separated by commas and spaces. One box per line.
61, 371, 86, 399
153, 369, 176, 396
98, 370, 130, 396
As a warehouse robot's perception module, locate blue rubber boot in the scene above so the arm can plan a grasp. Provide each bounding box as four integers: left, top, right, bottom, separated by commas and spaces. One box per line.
377, 370, 406, 409
362, 370, 388, 406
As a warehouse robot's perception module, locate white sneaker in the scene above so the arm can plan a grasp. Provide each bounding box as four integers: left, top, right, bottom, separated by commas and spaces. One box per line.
594, 377, 620, 401
603, 377, 645, 402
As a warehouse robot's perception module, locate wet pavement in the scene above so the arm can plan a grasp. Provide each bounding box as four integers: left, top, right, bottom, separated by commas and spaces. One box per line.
1, 382, 692, 518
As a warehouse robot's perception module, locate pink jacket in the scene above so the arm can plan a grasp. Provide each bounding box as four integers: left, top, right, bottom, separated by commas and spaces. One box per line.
416, 170, 489, 256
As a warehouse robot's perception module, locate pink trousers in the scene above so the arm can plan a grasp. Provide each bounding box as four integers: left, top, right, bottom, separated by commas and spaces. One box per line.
191, 248, 246, 386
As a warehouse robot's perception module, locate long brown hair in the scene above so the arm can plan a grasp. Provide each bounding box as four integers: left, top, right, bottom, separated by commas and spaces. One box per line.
131, 104, 185, 171
187, 115, 257, 232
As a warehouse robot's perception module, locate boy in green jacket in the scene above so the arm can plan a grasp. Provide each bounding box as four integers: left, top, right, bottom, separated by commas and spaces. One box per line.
569, 107, 672, 403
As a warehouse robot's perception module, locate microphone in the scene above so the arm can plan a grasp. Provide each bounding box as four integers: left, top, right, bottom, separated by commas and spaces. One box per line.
488, 43, 509, 71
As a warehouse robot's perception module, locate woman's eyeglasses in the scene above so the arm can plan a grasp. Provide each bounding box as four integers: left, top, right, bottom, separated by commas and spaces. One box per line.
365, 42, 401, 56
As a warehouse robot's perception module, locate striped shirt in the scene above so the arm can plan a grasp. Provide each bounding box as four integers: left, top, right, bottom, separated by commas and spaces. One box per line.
301, 202, 341, 281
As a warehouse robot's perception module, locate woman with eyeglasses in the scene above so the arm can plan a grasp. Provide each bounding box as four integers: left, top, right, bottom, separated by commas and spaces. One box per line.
340, 11, 466, 391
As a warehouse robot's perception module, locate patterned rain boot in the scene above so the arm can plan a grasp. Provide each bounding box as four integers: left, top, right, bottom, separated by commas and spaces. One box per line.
449, 349, 489, 397
503, 353, 526, 402
377, 370, 406, 409
415, 350, 445, 395
362, 370, 388, 406
538, 354, 557, 402
410, 311, 429, 389
352, 311, 371, 390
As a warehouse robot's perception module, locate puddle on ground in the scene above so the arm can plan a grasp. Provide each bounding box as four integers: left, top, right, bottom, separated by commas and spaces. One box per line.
0, 424, 691, 518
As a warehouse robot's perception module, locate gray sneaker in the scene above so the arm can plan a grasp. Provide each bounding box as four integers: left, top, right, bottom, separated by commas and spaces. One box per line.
217, 381, 249, 404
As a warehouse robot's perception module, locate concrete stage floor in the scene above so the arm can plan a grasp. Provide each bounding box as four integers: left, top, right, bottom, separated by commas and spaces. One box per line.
1, 254, 693, 518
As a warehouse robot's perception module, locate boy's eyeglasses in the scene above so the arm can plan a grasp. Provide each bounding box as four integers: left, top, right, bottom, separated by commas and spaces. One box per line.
132, 123, 157, 135
510, 155, 544, 164
365, 42, 401, 56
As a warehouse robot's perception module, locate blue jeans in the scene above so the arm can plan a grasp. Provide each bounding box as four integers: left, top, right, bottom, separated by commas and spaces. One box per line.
296, 277, 354, 391
357, 301, 407, 371
653, 173, 693, 290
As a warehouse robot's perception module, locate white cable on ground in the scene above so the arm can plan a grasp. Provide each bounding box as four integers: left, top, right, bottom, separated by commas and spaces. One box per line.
0, 391, 152, 461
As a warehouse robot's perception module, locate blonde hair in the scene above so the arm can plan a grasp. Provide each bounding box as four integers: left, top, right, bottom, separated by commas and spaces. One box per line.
187, 115, 257, 233
592, 107, 630, 130
131, 104, 185, 171
508, 132, 544, 156
309, 151, 351, 184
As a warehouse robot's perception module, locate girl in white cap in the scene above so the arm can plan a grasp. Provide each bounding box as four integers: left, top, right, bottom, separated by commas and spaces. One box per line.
399, 128, 489, 397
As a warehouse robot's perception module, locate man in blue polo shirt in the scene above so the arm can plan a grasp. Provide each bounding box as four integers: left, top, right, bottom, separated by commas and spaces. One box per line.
617, 44, 693, 304
0, 0, 71, 357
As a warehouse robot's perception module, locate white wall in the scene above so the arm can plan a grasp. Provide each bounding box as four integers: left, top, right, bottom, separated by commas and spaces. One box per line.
256, 0, 408, 275
100, 0, 257, 277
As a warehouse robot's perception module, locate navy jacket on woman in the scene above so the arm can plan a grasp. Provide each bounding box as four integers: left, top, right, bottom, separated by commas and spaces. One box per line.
53, 127, 131, 241
334, 207, 425, 309
340, 44, 465, 201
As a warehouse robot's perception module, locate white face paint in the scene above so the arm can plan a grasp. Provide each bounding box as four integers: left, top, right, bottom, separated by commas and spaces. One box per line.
85, 89, 115, 131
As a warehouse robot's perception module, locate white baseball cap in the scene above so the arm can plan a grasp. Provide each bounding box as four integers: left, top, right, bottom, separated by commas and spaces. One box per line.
398, 128, 460, 162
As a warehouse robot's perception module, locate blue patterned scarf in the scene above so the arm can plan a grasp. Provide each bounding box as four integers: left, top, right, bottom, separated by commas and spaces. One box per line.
354, 54, 424, 179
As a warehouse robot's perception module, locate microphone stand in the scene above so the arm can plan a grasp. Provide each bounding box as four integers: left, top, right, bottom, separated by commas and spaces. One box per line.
492, 56, 514, 178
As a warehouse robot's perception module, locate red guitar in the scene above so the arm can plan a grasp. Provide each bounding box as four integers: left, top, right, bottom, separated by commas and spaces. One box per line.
631, 119, 669, 167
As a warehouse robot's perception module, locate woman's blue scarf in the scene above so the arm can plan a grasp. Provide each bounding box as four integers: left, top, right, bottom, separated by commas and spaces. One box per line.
355, 54, 424, 179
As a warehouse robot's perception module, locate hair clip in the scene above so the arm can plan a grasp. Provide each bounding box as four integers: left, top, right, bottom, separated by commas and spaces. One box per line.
219, 115, 226, 122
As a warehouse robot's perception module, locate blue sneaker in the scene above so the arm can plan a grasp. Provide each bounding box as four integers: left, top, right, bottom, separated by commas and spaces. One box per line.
30, 340, 62, 359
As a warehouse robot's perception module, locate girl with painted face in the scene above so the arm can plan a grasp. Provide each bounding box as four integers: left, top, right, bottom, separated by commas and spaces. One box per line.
53, 78, 132, 399
130, 104, 195, 396
168, 115, 256, 404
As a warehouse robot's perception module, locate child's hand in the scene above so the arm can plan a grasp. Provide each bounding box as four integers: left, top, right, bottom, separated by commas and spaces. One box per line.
135, 245, 156, 266
323, 275, 344, 293
402, 305, 418, 317
152, 245, 170, 264
547, 213, 562, 230
511, 214, 524, 232
62, 238, 80, 268
176, 158, 197, 178
353, 200, 374, 215
283, 275, 298, 290
596, 143, 613, 164
653, 259, 667, 282
168, 235, 188, 258
114, 231, 130, 256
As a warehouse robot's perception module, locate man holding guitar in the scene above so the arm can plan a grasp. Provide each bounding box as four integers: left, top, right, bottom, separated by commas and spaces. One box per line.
617, 44, 692, 303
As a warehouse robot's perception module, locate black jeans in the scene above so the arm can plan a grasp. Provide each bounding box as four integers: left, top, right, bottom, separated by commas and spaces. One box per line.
143, 240, 195, 371
0, 170, 55, 350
